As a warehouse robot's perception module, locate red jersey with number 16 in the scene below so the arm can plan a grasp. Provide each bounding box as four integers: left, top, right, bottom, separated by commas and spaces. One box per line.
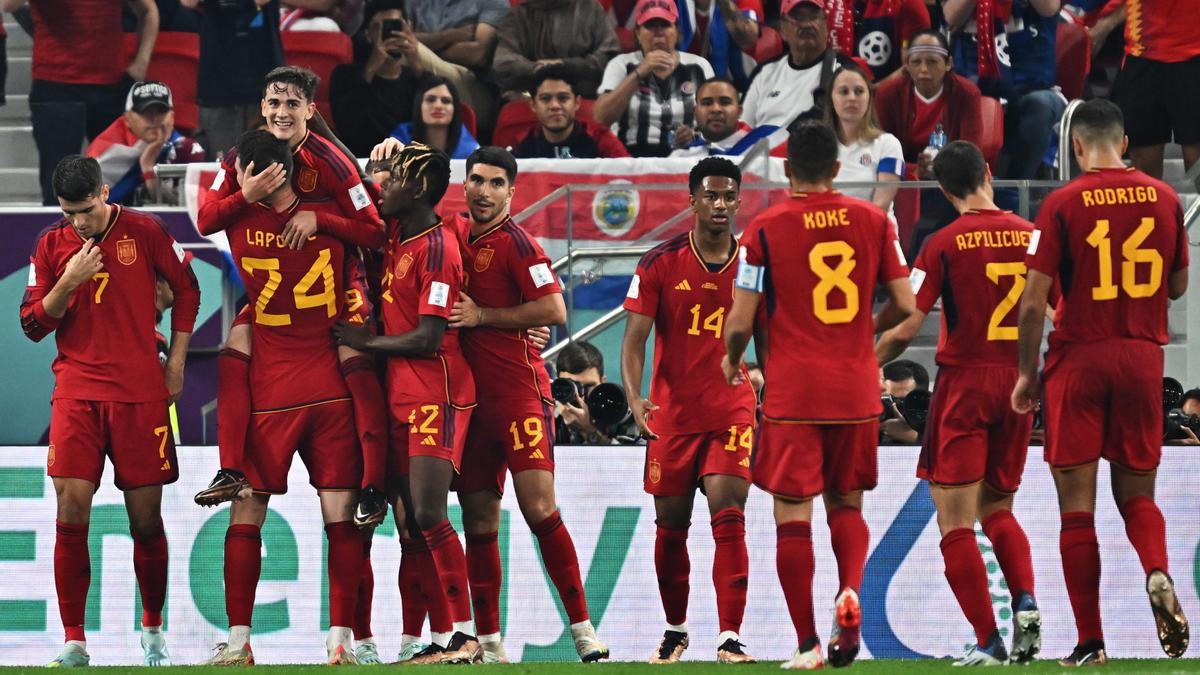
738, 191, 909, 422
624, 231, 756, 435
1026, 168, 1187, 350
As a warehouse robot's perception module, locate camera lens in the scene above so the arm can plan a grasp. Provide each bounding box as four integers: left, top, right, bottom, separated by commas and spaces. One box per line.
586, 383, 629, 428
551, 377, 582, 405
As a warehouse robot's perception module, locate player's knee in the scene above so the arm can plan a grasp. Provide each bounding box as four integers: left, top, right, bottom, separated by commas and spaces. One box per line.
55, 501, 91, 525
519, 495, 557, 526
412, 503, 447, 531
128, 515, 164, 539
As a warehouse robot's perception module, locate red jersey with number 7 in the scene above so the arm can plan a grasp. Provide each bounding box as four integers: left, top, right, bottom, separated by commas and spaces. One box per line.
737, 191, 909, 422
1026, 168, 1187, 350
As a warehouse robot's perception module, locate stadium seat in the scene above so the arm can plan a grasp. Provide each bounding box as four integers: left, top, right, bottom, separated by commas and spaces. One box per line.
1055, 20, 1091, 101
977, 95, 1004, 167
893, 185, 920, 253
122, 32, 201, 133
752, 26, 783, 63
281, 31, 353, 129
616, 26, 636, 53
493, 100, 538, 149
460, 102, 478, 138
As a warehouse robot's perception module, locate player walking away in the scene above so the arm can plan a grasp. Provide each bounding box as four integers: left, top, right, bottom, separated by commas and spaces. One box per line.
201, 131, 366, 666
621, 157, 760, 665
192, 66, 392, 530
723, 121, 914, 670
446, 146, 609, 664
335, 142, 484, 665
876, 141, 1041, 666
21, 155, 200, 667
1013, 99, 1190, 666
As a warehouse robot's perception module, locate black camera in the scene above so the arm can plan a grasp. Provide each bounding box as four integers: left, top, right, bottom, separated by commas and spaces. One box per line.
552, 378, 632, 434
551, 377, 586, 405
880, 390, 930, 434
880, 394, 899, 422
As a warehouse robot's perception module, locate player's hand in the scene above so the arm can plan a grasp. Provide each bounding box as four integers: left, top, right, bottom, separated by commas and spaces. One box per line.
630, 396, 659, 440
449, 292, 483, 328
63, 239, 105, 288
721, 354, 746, 386
370, 137, 405, 162
127, 58, 149, 82
239, 160, 287, 203
333, 320, 373, 351
671, 124, 694, 149
164, 361, 185, 403
1011, 373, 1039, 415
526, 326, 551, 350
282, 211, 318, 250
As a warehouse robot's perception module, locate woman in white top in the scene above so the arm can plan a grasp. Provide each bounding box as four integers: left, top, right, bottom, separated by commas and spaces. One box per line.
824, 63, 905, 222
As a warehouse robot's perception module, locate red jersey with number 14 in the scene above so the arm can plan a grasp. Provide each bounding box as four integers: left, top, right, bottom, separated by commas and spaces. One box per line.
1026, 168, 1186, 350
738, 191, 908, 422
624, 231, 756, 435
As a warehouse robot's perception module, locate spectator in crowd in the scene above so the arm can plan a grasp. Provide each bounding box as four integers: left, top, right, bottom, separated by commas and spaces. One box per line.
832, 0, 930, 80
1182, 389, 1200, 417
86, 81, 205, 205
125, 0, 202, 32
279, 0, 357, 32
594, 0, 715, 157
493, 0, 620, 100
825, 63, 904, 219
405, 0, 508, 131
389, 75, 480, 159
741, 0, 853, 129
678, 0, 765, 90
182, 0, 284, 160
9, 0, 159, 205
512, 65, 630, 159
330, 0, 425, 158
670, 76, 778, 156
882, 358, 929, 396
554, 340, 641, 445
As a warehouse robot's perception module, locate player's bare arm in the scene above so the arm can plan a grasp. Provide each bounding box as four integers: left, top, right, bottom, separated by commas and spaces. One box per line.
334, 315, 448, 357
876, 308, 927, 365
872, 277, 916, 334
41, 239, 104, 319
1169, 267, 1188, 300
620, 311, 660, 439
722, 287, 759, 385
1012, 268, 1053, 414
163, 329, 192, 403
126, 0, 159, 81
449, 291, 566, 330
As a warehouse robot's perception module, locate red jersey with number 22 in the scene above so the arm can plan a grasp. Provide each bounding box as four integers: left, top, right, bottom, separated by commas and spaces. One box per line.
738, 191, 909, 422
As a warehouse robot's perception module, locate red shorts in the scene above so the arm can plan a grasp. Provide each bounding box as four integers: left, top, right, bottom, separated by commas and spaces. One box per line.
753, 419, 878, 500
1042, 338, 1163, 472
244, 399, 361, 494
230, 254, 371, 329
48, 398, 178, 491
453, 396, 555, 495
387, 400, 472, 480
644, 424, 753, 496
918, 366, 1032, 493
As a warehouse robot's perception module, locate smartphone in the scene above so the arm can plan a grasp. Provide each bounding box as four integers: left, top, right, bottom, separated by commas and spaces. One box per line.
381, 18, 406, 37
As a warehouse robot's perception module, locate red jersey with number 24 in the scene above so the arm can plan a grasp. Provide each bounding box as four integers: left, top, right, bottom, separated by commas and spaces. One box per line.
738, 191, 909, 422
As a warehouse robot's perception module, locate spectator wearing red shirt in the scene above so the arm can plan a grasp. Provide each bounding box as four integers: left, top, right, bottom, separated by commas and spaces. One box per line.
512, 65, 630, 158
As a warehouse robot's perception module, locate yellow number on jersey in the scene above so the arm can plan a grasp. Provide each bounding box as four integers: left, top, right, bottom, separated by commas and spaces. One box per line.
687, 304, 725, 338
241, 248, 337, 326
240, 257, 289, 326
984, 262, 1027, 341
153, 425, 171, 470
408, 405, 440, 434
508, 417, 545, 452
1086, 218, 1163, 300
724, 425, 753, 453
91, 272, 110, 304
809, 241, 858, 324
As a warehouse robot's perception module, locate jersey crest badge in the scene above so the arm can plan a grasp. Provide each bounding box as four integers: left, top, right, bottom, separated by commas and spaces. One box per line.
648, 458, 661, 484
117, 238, 137, 265
474, 247, 495, 272
396, 252, 414, 279
47, 443, 55, 468
298, 167, 319, 193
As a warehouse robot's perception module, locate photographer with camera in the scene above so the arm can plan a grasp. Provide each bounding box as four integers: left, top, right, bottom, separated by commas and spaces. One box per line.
878, 360, 929, 444
1161, 378, 1200, 445
553, 341, 641, 446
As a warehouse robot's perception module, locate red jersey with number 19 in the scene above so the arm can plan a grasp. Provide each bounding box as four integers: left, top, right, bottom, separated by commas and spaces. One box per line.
1026, 168, 1187, 349
738, 191, 908, 422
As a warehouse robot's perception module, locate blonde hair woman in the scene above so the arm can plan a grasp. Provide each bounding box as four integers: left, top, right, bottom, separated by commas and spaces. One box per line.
824, 62, 905, 222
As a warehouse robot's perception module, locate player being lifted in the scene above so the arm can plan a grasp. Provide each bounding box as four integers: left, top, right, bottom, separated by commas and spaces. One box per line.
335, 143, 484, 664
723, 121, 913, 670
621, 157, 760, 664
876, 141, 1040, 665
192, 66, 391, 527
446, 146, 609, 663
203, 131, 366, 666
1013, 99, 1190, 666
22, 155, 200, 667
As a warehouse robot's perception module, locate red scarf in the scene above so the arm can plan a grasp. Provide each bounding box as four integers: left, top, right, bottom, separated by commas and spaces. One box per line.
827, 0, 856, 54
976, 0, 1000, 80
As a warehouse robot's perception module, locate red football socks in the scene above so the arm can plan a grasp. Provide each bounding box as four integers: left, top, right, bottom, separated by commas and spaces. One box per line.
423, 520, 473, 624
777, 520, 817, 645
54, 520, 89, 642
711, 508, 749, 633
532, 510, 589, 624
132, 522, 169, 627
827, 506, 869, 593
339, 356, 388, 490
466, 531, 503, 636
398, 537, 430, 635
217, 348, 251, 472
940, 528, 997, 645
224, 524, 262, 627
981, 509, 1035, 599
354, 534, 374, 640
1060, 511, 1104, 643
654, 521, 691, 626
1120, 495, 1169, 576
326, 522, 365, 628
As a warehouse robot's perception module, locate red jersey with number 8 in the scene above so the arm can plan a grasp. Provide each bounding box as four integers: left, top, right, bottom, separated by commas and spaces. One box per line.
1026, 168, 1187, 349
738, 191, 909, 422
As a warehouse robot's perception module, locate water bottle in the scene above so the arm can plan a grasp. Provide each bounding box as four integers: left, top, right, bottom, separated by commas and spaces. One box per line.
922, 123, 947, 177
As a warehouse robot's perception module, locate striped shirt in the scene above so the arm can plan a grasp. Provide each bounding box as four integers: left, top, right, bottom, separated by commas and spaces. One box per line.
599, 51, 715, 157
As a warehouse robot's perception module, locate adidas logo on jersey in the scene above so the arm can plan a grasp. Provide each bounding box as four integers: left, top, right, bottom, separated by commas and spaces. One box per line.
674, 280, 692, 291
420, 436, 437, 446
529, 449, 545, 460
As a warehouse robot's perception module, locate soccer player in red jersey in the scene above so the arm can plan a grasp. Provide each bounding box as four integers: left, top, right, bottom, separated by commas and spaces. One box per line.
876, 141, 1040, 666
445, 146, 609, 663
21, 155, 200, 667
723, 121, 913, 670
335, 142, 483, 664
192, 67, 390, 527
621, 157, 760, 664
201, 131, 366, 666
1013, 99, 1191, 666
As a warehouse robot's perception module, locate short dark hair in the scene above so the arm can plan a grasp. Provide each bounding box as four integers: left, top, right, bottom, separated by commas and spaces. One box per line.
390, 142, 451, 205
52, 155, 103, 202
688, 156, 741, 193
697, 76, 738, 98
907, 29, 949, 53
236, 129, 294, 179
1070, 98, 1124, 147
556, 340, 604, 375
529, 64, 579, 98
883, 359, 930, 391
1182, 389, 1200, 407
264, 66, 319, 102
786, 120, 839, 182
933, 141, 988, 199
465, 146, 519, 186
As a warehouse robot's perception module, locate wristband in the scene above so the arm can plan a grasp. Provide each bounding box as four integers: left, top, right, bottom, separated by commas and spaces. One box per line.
142, 170, 157, 181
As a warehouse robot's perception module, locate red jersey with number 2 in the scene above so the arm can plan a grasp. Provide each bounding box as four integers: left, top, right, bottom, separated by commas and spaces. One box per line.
738, 191, 909, 422
1026, 168, 1187, 350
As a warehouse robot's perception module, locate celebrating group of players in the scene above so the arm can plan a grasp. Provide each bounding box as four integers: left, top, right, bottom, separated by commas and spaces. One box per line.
19, 58, 1192, 669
